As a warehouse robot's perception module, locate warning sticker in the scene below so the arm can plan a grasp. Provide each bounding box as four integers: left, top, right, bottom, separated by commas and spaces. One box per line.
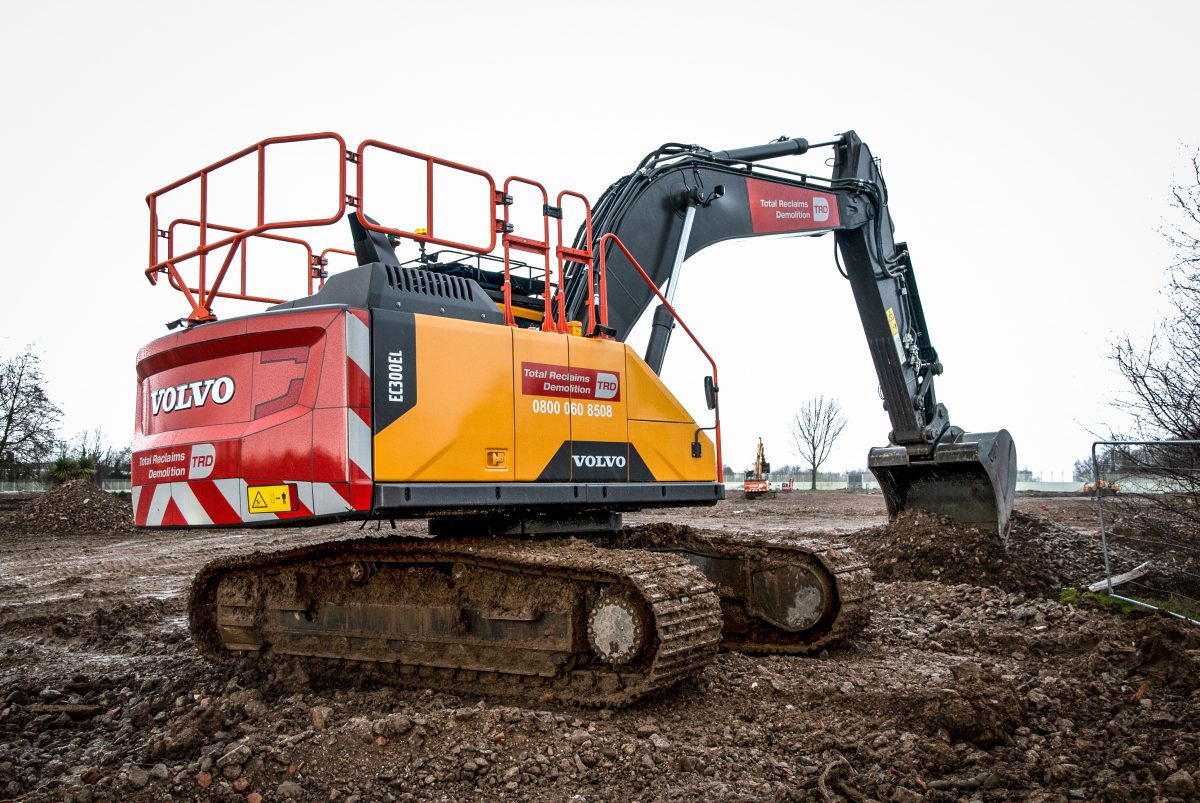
886, 307, 905, 364
247, 484, 295, 513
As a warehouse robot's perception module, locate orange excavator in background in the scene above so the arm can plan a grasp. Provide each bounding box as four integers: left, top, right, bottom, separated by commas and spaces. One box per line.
133, 130, 1015, 704
742, 438, 773, 499
1081, 480, 1119, 496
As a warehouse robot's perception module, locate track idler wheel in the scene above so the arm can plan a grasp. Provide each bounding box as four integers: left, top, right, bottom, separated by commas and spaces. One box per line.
748, 562, 834, 632
345, 560, 374, 584
587, 588, 650, 666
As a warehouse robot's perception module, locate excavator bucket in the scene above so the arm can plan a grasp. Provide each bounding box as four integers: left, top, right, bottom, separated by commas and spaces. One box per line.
867, 429, 1017, 540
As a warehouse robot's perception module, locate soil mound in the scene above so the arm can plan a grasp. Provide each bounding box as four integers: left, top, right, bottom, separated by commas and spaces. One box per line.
1, 480, 134, 534
1130, 615, 1200, 691
849, 509, 1064, 595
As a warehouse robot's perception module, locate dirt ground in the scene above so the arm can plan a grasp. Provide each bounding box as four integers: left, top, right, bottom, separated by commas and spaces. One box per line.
2, 488, 1199, 803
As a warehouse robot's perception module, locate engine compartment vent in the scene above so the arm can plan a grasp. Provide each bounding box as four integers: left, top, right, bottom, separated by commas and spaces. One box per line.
386, 266, 476, 302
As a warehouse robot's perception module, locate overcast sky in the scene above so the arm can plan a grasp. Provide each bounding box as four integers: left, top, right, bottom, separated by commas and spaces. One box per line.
2, 1, 1197, 480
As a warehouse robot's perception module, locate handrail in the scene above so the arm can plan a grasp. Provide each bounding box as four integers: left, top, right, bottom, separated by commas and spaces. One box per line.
597, 233, 722, 481
555, 191, 593, 335
501, 176, 552, 329
145, 133, 594, 329
166, 219, 317, 303
356, 139, 498, 255
146, 132, 347, 322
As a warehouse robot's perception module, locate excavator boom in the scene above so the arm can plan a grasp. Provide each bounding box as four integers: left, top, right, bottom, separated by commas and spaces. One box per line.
563, 132, 1016, 536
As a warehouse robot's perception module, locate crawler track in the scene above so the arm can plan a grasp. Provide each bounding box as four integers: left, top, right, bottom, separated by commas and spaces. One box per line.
188, 536, 723, 706
608, 526, 873, 654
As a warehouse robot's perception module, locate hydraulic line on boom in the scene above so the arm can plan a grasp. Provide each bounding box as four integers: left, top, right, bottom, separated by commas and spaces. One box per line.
561, 132, 1017, 537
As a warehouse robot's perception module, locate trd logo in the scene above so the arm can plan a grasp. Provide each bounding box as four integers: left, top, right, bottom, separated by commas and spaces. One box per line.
813, 196, 831, 223
572, 454, 627, 468
189, 443, 216, 479
594, 372, 619, 400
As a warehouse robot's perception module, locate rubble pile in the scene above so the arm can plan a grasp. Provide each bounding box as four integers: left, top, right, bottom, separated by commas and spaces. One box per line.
848, 509, 1117, 595
1, 480, 133, 534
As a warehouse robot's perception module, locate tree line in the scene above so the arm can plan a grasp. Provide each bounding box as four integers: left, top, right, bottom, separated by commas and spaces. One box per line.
0, 347, 130, 484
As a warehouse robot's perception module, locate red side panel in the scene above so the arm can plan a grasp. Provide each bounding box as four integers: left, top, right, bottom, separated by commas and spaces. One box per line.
132, 308, 374, 527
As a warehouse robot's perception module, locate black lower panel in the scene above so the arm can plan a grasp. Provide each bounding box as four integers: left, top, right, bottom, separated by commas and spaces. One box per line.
372, 481, 723, 515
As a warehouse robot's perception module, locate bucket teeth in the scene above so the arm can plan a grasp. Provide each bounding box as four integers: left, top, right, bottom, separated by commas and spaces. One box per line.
869, 428, 1017, 539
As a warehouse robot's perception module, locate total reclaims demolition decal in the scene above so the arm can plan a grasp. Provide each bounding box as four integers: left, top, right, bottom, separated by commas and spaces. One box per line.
746, 178, 840, 234
521, 362, 621, 402
133, 441, 238, 484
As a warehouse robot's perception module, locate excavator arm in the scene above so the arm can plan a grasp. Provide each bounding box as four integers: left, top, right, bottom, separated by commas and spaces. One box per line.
565, 131, 1017, 536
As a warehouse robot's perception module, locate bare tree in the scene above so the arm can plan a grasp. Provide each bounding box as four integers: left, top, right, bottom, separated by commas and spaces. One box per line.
1073, 448, 1126, 484
1106, 153, 1200, 594
1112, 153, 1200, 444
0, 347, 61, 474
1072, 457, 1093, 484
789, 396, 847, 490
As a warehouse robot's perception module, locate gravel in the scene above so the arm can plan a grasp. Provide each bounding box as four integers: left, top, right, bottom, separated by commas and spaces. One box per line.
1, 480, 133, 534
1, 492, 1198, 801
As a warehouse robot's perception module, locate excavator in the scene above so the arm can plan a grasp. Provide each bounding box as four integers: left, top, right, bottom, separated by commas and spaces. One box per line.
134, 131, 1016, 705
742, 438, 773, 499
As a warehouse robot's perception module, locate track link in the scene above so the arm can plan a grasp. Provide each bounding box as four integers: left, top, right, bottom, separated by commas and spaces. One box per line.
608, 525, 873, 654
189, 536, 722, 706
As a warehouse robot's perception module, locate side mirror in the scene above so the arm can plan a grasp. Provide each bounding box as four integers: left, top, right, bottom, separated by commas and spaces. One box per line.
703, 376, 717, 410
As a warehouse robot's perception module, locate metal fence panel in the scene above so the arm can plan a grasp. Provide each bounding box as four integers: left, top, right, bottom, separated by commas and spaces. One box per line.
1092, 439, 1200, 625
0, 480, 131, 494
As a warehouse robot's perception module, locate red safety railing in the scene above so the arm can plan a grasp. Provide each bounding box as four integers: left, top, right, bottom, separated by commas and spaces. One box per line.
356, 139, 498, 255
146, 133, 595, 334
146, 132, 347, 322
165, 219, 318, 304
597, 233, 723, 481
500, 177, 552, 329
555, 191, 593, 335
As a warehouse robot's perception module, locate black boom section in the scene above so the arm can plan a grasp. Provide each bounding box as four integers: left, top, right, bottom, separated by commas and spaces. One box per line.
563, 132, 940, 447
566, 163, 867, 343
